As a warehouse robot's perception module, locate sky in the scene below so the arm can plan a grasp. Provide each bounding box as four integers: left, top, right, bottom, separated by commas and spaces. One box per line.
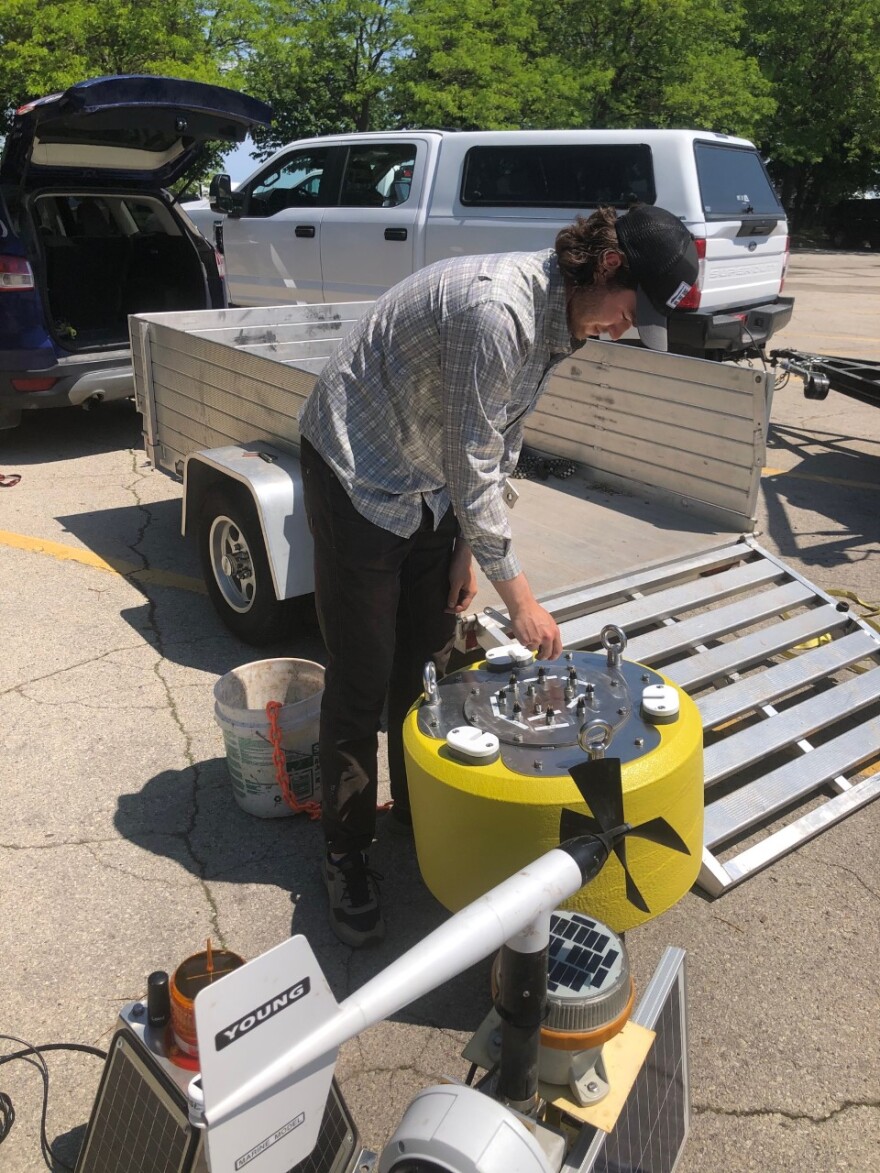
222, 137, 263, 183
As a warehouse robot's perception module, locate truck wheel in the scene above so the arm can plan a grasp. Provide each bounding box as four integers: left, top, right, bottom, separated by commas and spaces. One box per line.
198, 483, 292, 644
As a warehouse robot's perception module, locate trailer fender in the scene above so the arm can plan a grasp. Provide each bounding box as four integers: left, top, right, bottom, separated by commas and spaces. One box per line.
183, 443, 314, 602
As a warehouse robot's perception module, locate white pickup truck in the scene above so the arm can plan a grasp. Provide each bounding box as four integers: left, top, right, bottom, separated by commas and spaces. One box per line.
188, 128, 793, 360
130, 301, 880, 899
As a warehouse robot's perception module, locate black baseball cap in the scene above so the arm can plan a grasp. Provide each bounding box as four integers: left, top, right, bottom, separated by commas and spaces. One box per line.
616, 205, 699, 351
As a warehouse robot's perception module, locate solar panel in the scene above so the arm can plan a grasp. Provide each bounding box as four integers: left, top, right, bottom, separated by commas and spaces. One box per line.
289, 1080, 359, 1173
548, 911, 618, 994
75, 1020, 363, 1173
74, 1030, 198, 1173
562, 947, 690, 1173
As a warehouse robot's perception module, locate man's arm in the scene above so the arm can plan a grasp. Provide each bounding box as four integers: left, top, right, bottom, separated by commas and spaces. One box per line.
440, 301, 528, 581
439, 302, 563, 658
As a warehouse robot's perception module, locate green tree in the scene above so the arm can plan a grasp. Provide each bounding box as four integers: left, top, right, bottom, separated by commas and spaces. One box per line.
0, 1, 257, 126
244, 0, 408, 154
395, 0, 773, 136
392, 0, 570, 130
745, 0, 880, 223
0, 1, 270, 182
540, 0, 774, 136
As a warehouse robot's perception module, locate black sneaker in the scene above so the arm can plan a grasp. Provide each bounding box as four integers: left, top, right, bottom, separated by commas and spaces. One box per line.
321, 851, 385, 947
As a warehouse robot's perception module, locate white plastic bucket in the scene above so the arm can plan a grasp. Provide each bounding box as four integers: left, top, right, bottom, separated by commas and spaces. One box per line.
213, 658, 324, 818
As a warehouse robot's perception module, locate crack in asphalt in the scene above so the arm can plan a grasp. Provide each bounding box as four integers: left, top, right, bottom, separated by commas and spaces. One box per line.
815, 857, 880, 903
693, 1098, 880, 1125
81, 842, 185, 892
13, 695, 170, 711
0, 837, 121, 851
0, 643, 144, 697
123, 448, 226, 949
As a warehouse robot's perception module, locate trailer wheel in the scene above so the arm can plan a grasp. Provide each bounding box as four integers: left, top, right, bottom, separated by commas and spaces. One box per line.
198, 483, 292, 644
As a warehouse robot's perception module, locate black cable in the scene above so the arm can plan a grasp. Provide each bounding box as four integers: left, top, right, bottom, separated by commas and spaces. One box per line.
742, 325, 769, 371
0, 1090, 14, 1144
0, 1035, 107, 1171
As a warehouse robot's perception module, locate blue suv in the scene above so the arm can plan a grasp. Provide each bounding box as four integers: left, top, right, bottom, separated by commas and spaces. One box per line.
0, 75, 270, 430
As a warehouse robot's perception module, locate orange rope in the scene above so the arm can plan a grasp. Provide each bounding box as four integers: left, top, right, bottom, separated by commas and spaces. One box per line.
265, 700, 322, 820
265, 701, 397, 818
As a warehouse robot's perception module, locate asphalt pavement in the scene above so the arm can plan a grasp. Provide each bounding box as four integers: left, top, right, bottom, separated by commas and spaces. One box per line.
0, 250, 878, 1172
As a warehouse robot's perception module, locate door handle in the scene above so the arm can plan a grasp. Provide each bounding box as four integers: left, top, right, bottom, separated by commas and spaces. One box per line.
295, 225, 316, 238
384, 228, 408, 241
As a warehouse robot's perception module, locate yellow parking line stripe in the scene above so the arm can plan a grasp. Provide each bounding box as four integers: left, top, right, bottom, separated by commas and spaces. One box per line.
0, 529, 207, 594
762, 468, 880, 492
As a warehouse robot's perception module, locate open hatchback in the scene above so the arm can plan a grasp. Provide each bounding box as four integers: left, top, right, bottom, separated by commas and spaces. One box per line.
0, 74, 271, 429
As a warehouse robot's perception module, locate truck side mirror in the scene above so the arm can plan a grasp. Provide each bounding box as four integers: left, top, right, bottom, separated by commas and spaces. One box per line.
209, 173, 234, 214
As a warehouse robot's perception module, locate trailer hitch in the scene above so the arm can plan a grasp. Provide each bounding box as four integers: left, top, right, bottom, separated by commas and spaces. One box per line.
770, 348, 880, 407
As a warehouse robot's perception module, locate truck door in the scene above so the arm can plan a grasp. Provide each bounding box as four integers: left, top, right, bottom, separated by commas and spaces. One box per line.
319, 142, 422, 302
221, 145, 339, 306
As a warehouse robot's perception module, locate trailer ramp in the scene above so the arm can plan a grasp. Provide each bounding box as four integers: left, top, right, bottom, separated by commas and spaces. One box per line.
483, 536, 880, 896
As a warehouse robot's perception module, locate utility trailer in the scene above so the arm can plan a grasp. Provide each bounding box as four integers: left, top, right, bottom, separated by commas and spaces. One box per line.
131, 304, 880, 898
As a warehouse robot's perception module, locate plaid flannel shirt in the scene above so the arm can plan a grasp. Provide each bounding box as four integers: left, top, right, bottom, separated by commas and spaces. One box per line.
298, 249, 573, 581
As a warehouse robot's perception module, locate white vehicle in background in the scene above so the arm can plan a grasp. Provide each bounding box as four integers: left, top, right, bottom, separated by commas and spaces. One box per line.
188, 127, 793, 360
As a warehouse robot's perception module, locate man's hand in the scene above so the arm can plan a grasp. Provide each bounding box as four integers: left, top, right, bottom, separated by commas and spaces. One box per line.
492, 572, 563, 660
446, 540, 479, 614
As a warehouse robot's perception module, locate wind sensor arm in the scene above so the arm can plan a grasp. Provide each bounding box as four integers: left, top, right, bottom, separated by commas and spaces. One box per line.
198, 834, 615, 1136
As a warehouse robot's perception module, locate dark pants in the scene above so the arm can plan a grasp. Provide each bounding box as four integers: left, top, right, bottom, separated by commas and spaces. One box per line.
300, 438, 459, 854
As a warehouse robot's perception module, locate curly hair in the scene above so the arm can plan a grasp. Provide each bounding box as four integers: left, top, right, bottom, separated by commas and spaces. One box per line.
555, 207, 638, 289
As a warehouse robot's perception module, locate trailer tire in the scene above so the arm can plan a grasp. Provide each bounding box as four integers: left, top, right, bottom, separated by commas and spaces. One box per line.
198, 483, 292, 644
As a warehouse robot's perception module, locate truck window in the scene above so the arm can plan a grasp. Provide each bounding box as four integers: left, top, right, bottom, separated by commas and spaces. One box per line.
243, 148, 331, 217
694, 143, 784, 219
339, 145, 417, 208
460, 145, 655, 208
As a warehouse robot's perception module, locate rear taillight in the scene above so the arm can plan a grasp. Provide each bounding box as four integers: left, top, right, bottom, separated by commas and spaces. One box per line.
11, 377, 59, 392
0, 255, 35, 291
780, 235, 790, 292
677, 238, 705, 311
214, 249, 226, 279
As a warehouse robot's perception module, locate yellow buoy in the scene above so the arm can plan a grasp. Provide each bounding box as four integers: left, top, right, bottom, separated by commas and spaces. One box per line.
403, 641, 703, 932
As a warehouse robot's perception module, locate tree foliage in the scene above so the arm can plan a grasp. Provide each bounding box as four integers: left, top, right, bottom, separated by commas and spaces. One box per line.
1, 0, 878, 218
0, 1, 258, 132
243, 0, 407, 154
392, 0, 562, 129
745, 0, 880, 223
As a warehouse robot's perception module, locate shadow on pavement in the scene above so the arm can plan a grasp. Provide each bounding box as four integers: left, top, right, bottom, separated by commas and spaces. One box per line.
762, 422, 880, 569
50, 1124, 87, 1171
57, 496, 327, 676
114, 758, 491, 1035
0, 398, 142, 465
